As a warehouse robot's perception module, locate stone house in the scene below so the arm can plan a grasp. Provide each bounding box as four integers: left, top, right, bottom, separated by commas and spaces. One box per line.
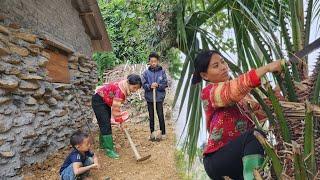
0, 0, 111, 178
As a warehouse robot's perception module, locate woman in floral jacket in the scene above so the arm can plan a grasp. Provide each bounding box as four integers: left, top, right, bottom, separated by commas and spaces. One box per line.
192, 50, 282, 180
92, 74, 141, 159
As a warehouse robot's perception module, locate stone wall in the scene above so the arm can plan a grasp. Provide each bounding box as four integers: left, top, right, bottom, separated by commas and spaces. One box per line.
0, 21, 97, 178
0, 0, 93, 56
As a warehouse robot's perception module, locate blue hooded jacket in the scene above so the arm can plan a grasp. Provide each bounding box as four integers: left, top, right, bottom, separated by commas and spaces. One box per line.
142, 65, 168, 102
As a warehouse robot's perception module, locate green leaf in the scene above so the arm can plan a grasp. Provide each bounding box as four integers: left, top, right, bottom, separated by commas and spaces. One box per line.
266, 83, 292, 142
183, 84, 202, 166
282, 63, 299, 102
254, 131, 283, 179
304, 0, 313, 48
173, 59, 190, 106
289, 0, 303, 52
274, 0, 293, 55
303, 102, 316, 177
311, 56, 320, 104
251, 90, 275, 125
292, 142, 307, 180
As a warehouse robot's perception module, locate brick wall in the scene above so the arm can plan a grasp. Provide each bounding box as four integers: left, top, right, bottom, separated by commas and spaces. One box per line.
0, 0, 93, 55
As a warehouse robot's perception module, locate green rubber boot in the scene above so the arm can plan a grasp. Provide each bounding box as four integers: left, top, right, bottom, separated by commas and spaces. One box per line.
242, 154, 263, 180
100, 135, 120, 159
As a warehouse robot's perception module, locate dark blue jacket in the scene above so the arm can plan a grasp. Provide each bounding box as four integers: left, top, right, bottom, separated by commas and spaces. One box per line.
60, 149, 94, 174
142, 65, 168, 102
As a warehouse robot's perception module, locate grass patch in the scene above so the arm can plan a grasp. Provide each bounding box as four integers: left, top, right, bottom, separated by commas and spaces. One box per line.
175, 149, 193, 180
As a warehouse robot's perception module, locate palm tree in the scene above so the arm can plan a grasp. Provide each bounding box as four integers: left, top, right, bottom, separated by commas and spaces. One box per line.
173, 0, 320, 178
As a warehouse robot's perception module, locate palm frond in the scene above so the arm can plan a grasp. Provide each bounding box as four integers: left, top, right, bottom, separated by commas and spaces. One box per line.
292, 141, 307, 180
303, 102, 317, 177
254, 131, 284, 179
289, 0, 303, 52
176, 0, 188, 53
173, 58, 190, 107
310, 54, 320, 104
282, 63, 299, 102
304, 0, 314, 47
266, 82, 292, 142
183, 84, 203, 165
275, 0, 293, 55
251, 90, 275, 124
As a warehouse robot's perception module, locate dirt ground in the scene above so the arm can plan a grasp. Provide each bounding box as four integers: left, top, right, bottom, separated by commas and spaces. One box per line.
22, 121, 179, 180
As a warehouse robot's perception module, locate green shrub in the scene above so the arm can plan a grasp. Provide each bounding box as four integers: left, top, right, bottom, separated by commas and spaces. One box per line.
167, 48, 182, 79
92, 52, 120, 85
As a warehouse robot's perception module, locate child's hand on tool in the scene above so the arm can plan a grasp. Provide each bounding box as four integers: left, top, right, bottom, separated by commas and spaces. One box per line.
95, 162, 101, 170
151, 82, 158, 89
93, 154, 100, 169
90, 163, 99, 169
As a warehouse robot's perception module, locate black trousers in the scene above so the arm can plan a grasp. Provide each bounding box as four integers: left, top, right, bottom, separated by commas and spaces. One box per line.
203, 129, 264, 180
147, 101, 166, 135
92, 94, 112, 135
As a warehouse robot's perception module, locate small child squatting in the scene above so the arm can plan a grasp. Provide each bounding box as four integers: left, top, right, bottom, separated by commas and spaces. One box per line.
60, 131, 100, 180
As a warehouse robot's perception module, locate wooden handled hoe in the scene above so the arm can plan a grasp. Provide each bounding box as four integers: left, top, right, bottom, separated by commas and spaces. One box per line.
123, 128, 151, 162
111, 112, 151, 162
150, 88, 162, 141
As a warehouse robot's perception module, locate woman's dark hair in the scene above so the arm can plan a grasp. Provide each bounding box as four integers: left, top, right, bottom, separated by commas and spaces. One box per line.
70, 131, 89, 148
191, 50, 223, 84
148, 52, 160, 61
127, 74, 142, 87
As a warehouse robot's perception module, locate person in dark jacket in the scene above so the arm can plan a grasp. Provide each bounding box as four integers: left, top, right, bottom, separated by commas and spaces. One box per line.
142, 52, 168, 141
